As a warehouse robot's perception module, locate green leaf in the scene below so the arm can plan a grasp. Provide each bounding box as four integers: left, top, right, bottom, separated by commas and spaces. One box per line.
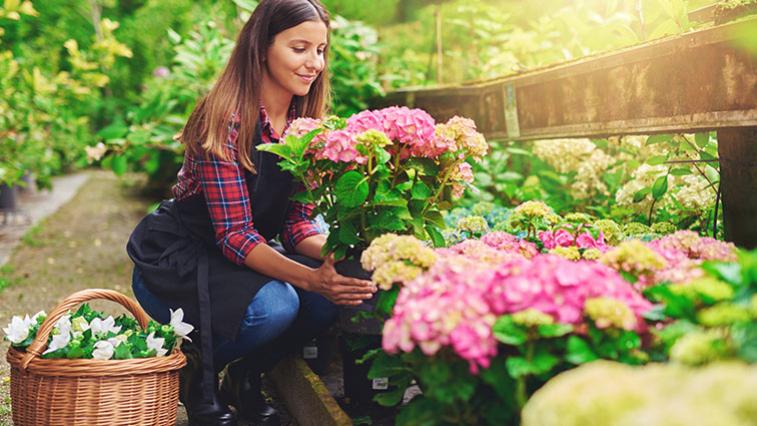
375, 148, 391, 165
411, 181, 433, 200
425, 225, 446, 248
367, 351, 405, 379
694, 132, 709, 148
493, 316, 527, 346
97, 123, 128, 140
374, 387, 405, 407
338, 222, 360, 245
699, 150, 718, 162
537, 323, 573, 338
506, 147, 531, 156
114, 342, 133, 360
565, 336, 598, 364
376, 287, 399, 316
646, 134, 671, 145
255, 143, 292, 162
335, 171, 368, 208
633, 187, 651, 202
423, 210, 446, 229
646, 155, 668, 166
670, 167, 691, 176
531, 348, 560, 375
111, 155, 128, 176
505, 356, 531, 378
651, 175, 668, 200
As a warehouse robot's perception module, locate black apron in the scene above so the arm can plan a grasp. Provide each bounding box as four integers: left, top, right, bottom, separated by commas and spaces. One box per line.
126, 125, 320, 399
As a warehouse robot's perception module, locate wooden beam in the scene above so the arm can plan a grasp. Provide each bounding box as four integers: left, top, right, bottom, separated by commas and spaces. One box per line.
376, 16, 757, 142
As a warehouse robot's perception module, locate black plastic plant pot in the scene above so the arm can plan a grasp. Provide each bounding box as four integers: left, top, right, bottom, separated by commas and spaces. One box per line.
301, 332, 338, 376
334, 257, 385, 335
340, 334, 391, 409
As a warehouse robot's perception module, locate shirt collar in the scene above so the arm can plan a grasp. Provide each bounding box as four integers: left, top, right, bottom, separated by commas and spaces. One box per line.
259, 101, 297, 140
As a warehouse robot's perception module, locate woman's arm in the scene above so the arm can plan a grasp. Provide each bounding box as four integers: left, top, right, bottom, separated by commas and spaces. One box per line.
294, 234, 326, 260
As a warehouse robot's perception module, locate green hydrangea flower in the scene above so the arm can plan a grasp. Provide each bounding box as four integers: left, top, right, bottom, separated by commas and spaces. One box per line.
651, 221, 677, 235
697, 303, 752, 327
456, 215, 490, 235
584, 297, 637, 330
669, 329, 732, 366
550, 246, 581, 261
594, 219, 623, 245
512, 308, 554, 326
670, 277, 734, 303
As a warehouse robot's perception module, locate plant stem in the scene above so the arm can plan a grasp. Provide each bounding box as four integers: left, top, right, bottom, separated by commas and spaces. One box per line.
515, 342, 535, 410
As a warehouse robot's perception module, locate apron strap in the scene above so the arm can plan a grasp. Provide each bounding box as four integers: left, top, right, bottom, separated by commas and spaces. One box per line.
196, 248, 215, 403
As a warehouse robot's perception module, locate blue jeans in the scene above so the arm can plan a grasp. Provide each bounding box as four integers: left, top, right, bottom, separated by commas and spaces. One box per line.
131, 266, 337, 372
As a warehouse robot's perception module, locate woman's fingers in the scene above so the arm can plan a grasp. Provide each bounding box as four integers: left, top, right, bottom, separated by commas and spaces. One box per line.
336, 275, 375, 290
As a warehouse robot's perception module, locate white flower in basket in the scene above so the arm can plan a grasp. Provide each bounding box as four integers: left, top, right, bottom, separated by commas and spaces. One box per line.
3, 315, 34, 345
146, 332, 168, 357
92, 340, 115, 360
89, 316, 121, 337
170, 308, 194, 342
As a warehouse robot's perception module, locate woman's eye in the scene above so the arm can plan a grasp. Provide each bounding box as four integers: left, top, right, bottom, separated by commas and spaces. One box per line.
292, 47, 306, 53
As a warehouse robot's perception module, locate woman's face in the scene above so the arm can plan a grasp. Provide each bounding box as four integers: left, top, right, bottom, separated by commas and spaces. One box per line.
265, 20, 328, 97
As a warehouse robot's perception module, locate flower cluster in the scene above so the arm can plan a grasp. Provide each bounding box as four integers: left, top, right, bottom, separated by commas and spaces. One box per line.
360, 233, 437, 290
383, 252, 653, 372
647, 231, 737, 285
599, 240, 667, 287
3, 304, 193, 360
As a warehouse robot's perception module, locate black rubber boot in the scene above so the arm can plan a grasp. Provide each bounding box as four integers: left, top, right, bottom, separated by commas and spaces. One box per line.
180, 341, 238, 426
219, 358, 280, 426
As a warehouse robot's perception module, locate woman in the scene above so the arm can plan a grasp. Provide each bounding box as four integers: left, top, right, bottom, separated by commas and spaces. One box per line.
126, 1, 376, 425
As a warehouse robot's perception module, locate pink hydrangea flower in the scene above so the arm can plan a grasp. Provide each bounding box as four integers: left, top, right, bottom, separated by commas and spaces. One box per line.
576, 231, 607, 251
318, 130, 367, 164
382, 250, 652, 374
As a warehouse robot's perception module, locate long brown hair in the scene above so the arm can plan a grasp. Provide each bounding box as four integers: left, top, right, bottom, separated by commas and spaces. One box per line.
179, 0, 331, 173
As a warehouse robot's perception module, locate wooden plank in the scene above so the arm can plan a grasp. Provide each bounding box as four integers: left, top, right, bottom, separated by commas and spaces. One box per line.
269, 356, 353, 426
689, 3, 718, 23
376, 16, 757, 141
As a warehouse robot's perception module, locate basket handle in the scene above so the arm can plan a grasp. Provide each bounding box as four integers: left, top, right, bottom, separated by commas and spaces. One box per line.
21, 288, 152, 370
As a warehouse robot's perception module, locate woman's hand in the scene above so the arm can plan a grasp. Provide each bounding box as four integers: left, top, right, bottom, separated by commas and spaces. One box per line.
309, 256, 376, 306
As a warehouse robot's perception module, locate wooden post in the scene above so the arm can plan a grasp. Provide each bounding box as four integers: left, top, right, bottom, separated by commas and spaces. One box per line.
717, 128, 757, 249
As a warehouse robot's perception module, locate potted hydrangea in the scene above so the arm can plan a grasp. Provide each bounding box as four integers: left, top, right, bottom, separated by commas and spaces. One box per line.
258, 106, 488, 259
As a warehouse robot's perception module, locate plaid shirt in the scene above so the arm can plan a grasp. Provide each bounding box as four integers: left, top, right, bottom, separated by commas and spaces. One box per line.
172, 104, 321, 265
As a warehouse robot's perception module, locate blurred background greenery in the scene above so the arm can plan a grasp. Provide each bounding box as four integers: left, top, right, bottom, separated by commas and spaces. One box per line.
2, 0, 752, 233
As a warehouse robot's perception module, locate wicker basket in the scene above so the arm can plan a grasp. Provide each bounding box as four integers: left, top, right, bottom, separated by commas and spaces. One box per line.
6, 289, 187, 426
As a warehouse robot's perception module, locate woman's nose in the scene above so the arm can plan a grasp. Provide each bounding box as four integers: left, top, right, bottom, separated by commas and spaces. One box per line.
306, 51, 324, 72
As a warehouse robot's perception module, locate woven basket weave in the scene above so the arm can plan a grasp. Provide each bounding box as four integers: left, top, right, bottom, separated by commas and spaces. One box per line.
6, 289, 187, 426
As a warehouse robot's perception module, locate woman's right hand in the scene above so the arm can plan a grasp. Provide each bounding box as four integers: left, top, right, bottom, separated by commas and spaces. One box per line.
309, 256, 376, 306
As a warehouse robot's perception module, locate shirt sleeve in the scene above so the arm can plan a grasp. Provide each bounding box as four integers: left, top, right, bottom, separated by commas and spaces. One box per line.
197, 127, 266, 265
280, 183, 321, 253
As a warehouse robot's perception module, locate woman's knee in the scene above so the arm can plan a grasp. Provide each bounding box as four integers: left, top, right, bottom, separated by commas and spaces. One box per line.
298, 290, 338, 331
242, 280, 300, 333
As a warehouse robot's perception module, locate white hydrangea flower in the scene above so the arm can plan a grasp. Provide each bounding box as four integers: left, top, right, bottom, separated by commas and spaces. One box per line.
92, 340, 115, 360
146, 332, 168, 357
170, 309, 194, 341
43, 329, 71, 355
3, 315, 34, 345
106, 334, 128, 348
89, 316, 121, 337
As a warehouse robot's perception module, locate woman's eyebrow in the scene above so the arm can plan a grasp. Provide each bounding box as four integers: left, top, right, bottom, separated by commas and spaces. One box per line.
289, 38, 327, 46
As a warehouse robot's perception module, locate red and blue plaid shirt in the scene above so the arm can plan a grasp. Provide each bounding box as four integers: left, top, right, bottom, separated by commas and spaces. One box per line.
172, 104, 321, 265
